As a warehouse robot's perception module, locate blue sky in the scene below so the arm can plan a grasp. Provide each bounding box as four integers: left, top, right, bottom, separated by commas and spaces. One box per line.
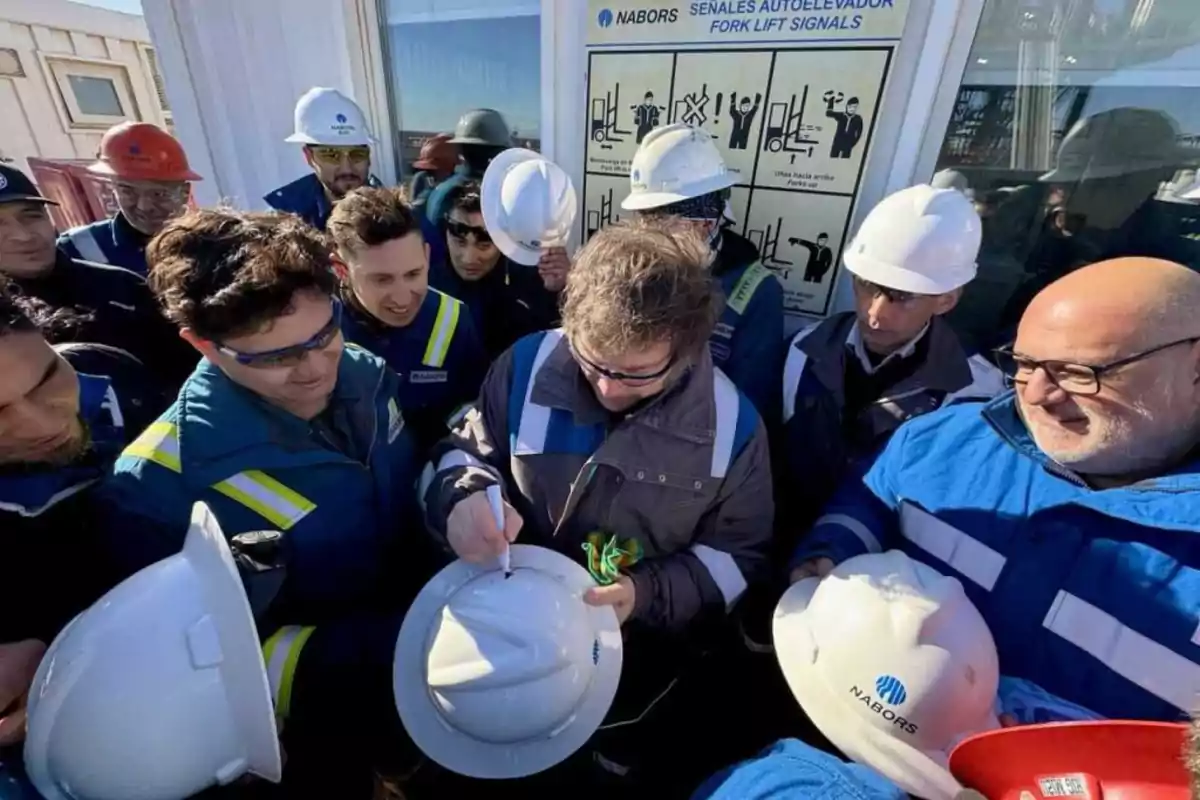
71, 0, 143, 14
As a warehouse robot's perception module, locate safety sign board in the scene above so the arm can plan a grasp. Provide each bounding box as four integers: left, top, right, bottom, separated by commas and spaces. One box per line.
584, 0, 910, 318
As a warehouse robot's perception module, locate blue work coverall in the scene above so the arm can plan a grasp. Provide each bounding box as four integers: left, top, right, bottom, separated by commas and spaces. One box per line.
339, 289, 487, 450
792, 392, 1200, 722
57, 213, 150, 276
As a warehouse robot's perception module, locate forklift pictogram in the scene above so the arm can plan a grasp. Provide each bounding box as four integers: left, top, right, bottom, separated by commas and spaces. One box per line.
763, 86, 820, 163
591, 83, 633, 150
586, 187, 620, 240
745, 216, 794, 280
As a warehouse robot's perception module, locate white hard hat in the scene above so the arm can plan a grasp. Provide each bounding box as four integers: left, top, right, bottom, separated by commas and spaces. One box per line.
24, 503, 281, 800
773, 550, 1000, 800
482, 148, 578, 266
394, 544, 622, 779
844, 184, 981, 294
621, 123, 736, 211
931, 169, 969, 194
285, 87, 372, 147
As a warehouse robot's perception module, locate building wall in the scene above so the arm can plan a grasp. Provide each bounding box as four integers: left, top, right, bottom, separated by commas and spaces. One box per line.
0, 0, 171, 176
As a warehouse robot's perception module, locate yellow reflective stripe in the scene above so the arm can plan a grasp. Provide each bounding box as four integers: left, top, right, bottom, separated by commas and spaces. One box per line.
122, 420, 181, 472
263, 625, 316, 720
726, 263, 771, 315
212, 470, 316, 530
422, 293, 461, 368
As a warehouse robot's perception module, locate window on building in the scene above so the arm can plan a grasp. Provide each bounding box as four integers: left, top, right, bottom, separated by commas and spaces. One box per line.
929, 0, 1200, 353
45, 57, 139, 129
142, 47, 173, 123
381, 0, 542, 189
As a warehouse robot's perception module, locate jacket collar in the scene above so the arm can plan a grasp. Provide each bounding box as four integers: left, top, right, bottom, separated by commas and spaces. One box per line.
846, 320, 929, 375
110, 212, 149, 251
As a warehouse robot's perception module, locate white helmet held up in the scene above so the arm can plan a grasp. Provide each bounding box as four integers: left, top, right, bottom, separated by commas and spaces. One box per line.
621, 123, 736, 211
285, 87, 372, 147
773, 550, 1000, 800
843, 184, 981, 295
482, 148, 578, 266
24, 503, 281, 800
394, 544, 623, 779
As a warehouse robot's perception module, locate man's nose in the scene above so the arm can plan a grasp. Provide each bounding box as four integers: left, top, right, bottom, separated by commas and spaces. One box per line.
1020, 367, 1070, 407
866, 295, 893, 328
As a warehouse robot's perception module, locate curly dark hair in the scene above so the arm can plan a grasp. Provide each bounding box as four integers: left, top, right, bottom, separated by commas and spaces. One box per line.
446, 180, 483, 216
327, 186, 422, 255
562, 217, 721, 361
147, 207, 336, 341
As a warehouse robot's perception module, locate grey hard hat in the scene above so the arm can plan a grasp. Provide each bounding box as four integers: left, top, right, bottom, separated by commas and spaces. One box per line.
451, 109, 515, 147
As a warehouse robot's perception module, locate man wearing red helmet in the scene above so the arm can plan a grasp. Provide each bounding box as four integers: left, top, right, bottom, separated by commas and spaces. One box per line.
58, 121, 202, 276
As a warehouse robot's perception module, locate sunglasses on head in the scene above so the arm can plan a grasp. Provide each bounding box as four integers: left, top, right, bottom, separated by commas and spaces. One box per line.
446, 219, 492, 245
215, 304, 342, 368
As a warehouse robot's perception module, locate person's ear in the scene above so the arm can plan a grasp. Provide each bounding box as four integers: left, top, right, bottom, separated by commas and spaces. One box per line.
179, 327, 217, 358
302, 146, 317, 170
932, 287, 964, 316
330, 253, 350, 282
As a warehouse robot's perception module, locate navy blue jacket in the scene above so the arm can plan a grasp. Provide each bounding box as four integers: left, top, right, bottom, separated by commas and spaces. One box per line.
57, 213, 150, 276
339, 289, 487, 451
794, 393, 1200, 721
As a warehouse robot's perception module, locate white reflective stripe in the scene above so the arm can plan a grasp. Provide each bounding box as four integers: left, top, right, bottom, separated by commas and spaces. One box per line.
1043, 591, 1200, 712
813, 513, 882, 554
899, 503, 1006, 590
215, 471, 315, 529
711, 369, 739, 479
513, 330, 564, 456
942, 354, 1006, 407
783, 323, 819, 424
262, 625, 315, 719
437, 449, 485, 471
691, 543, 748, 609
69, 227, 108, 264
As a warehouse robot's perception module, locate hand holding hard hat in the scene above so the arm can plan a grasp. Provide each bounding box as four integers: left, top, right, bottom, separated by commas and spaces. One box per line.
481, 148, 578, 269
445, 488, 523, 564
23, 502, 280, 800
394, 544, 622, 779
773, 550, 1001, 800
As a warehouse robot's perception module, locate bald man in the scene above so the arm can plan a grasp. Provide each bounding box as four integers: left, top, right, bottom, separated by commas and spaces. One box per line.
786, 257, 1200, 722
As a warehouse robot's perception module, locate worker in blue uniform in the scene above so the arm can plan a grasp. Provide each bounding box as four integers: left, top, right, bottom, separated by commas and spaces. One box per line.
622, 123, 785, 423
57, 121, 201, 276
94, 207, 421, 796
328, 186, 486, 451
790, 256, 1200, 723
423, 108, 514, 231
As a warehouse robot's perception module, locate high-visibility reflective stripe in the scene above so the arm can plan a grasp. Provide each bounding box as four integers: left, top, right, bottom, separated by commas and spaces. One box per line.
123, 420, 181, 472
212, 470, 316, 530
513, 330, 564, 456
711, 371, 739, 479
899, 503, 1006, 590
691, 543, 748, 609
726, 263, 770, 315
1042, 591, 1200, 712
445, 402, 473, 429
68, 227, 108, 264
814, 513, 882, 554
422, 293, 461, 368
262, 625, 316, 720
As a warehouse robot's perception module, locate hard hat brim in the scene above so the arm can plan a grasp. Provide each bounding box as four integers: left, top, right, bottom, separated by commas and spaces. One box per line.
482, 148, 578, 266
86, 161, 204, 182
286, 132, 374, 147
394, 543, 623, 780
773, 578, 970, 800
843, 249, 975, 295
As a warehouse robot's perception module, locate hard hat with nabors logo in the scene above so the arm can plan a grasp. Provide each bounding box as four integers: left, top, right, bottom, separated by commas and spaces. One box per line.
621, 123, 735, 211
482, 148, 577, 266
773, 550, 1000, 800
286, 87, 372, 147
88, 122, 202, 183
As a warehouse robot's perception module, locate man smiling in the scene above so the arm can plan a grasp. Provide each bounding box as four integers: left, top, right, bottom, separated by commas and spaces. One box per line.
789, 256, 1200, 723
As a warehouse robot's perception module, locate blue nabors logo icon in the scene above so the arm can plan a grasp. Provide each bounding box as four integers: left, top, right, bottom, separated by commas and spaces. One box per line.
597, 8, 614, 27
848, 674, 919, 735
600, 7, 680, 26
875, 674, 907, 705
335, 113, 348, 124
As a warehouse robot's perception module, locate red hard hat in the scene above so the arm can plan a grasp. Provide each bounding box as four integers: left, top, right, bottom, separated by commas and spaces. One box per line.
88, 122, 203, 182
949, 720, 1191, 799
411, 133, 457, 173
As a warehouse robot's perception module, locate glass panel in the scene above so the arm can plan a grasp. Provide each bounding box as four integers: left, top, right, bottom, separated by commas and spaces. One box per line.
382, 1, 541, 185
67, 74, 124, 117
929, 0, 1200, 353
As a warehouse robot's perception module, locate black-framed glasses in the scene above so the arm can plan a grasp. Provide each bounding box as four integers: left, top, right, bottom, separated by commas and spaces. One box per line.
215, 304, 342, 369
446, 219, 492, 245
993, 336, 1200, 396
571, 343, 675, 387
851, 275, 924, 305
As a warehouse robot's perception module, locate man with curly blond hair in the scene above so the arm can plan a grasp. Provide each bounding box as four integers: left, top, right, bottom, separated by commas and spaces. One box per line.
420, 216, 774, 789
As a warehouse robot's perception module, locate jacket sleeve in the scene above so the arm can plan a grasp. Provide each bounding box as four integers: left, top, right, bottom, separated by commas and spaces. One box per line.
627, 419, 775, 633
447, 311, 489, 416
56, 235, 81, 262
725, 277, 785, 425
789, 421, 908, 569
422, 347, 513, 543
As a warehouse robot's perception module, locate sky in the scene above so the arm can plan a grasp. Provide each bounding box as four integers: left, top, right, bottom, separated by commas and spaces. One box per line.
70, 0, 144, 14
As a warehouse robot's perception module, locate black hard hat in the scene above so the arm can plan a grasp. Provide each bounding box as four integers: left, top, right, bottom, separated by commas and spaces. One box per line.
450, 109, 515, 147
0, 164, 56, 206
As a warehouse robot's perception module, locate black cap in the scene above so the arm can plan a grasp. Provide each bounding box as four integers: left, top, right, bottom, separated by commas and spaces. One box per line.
0, 164, 57, 206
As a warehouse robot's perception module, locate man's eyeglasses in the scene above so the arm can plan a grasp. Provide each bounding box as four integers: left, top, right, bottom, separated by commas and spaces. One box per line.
571, 343, 674, 387
309, 146, 370, 165
993, 336, 1200, 396
215, 304, 342, 369
446, 219, 492, 245
852, 275, 921, 305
